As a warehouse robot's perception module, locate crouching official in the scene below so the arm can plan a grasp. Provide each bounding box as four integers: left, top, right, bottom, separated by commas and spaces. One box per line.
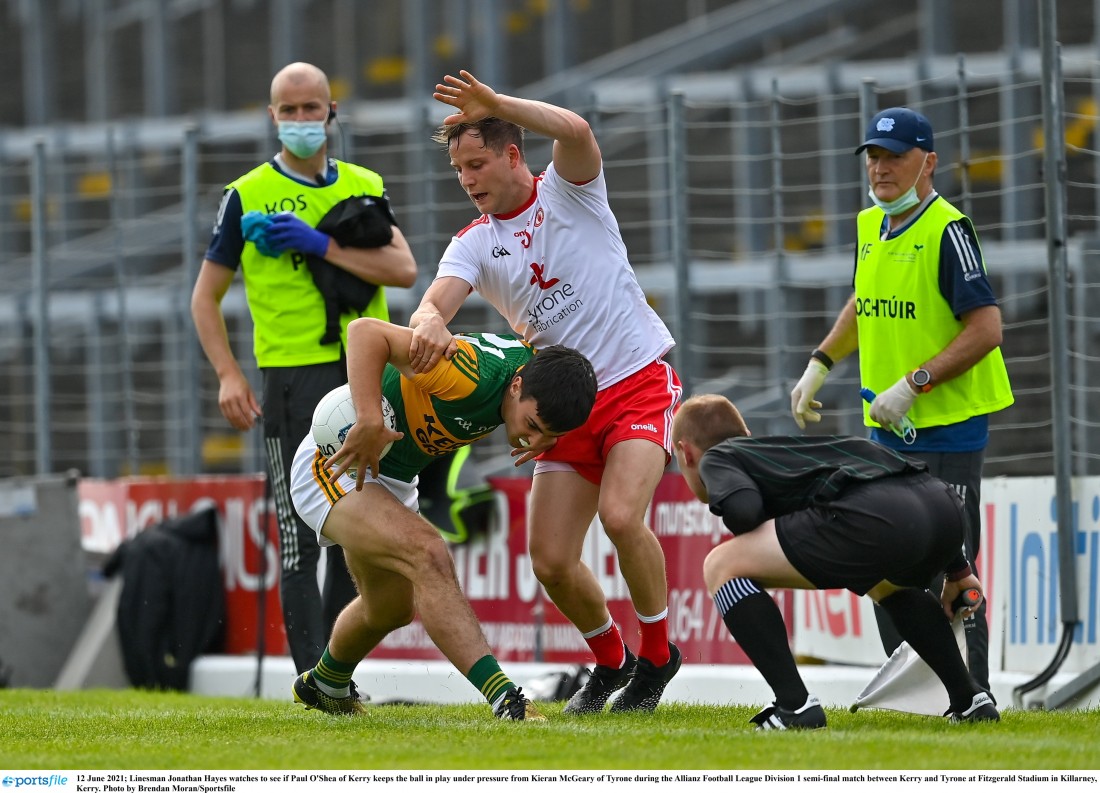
670, 394, 999, 730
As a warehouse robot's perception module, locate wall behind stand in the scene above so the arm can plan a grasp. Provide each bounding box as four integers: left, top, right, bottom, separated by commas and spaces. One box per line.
0, 472, 91, 687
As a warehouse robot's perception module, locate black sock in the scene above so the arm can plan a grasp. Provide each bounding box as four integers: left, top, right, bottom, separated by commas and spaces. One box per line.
877, 588, 979, 711
714, 578, 807, 710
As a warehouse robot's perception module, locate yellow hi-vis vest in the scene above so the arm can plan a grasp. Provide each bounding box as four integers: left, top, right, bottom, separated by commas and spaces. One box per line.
854, 199, 1014, 428
229, 161, 391, 368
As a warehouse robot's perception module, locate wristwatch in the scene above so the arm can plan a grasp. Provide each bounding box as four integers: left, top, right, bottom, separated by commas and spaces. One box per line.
910, 368, 933, 393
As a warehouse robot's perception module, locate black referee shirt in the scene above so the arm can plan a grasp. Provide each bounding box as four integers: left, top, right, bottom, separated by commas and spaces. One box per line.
699, 435, 927, 535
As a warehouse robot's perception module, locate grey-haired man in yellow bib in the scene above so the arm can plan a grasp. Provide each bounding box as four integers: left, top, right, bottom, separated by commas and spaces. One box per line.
790, 107, 1013, 693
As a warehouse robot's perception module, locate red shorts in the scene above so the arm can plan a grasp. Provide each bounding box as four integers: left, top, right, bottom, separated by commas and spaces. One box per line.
535, 359, 682, 485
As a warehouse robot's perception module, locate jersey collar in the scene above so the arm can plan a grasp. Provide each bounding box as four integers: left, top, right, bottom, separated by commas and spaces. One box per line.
494, 175, 541, 221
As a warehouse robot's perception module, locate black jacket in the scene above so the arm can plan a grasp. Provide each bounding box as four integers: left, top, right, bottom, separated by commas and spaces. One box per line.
307, 193, 398, 346
103, 506, 225, 690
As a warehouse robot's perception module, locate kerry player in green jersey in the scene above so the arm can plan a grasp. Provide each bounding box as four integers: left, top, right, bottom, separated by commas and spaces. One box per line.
289, 318, 596, 719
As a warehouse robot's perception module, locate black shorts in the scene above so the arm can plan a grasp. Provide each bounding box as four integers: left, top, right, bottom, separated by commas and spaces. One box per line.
775, 471, 965, 596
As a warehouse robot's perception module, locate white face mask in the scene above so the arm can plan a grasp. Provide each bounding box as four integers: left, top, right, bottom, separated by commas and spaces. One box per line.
277, 120, 328, 159
868, 152, 928, 216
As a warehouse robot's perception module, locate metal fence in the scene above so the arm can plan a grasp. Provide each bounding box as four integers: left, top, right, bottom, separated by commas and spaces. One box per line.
1, 42, 1098, 482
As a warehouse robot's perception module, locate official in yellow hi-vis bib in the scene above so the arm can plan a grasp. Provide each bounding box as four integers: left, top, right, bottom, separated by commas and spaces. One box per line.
288, 317, 596, 720
190, 62, 418, 676
789, 107, 1013, 694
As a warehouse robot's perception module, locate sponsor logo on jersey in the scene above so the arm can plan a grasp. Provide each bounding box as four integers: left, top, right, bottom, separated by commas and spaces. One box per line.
527, 287, 583, 333
413, 412, 461, 455
529, 261, 560, 290
526, 268, 583, 333
631, 423, 658, 433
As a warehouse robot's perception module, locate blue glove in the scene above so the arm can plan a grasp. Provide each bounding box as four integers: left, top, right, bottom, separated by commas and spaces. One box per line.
240, 211, 280, 258
265, 212, 330, 258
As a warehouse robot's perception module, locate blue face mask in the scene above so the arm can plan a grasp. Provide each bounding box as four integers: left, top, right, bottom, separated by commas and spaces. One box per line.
277, 120, 328, 158
868, 153, 928, 216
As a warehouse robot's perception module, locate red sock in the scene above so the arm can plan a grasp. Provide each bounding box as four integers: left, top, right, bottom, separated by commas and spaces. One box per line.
584, 622, 626, 669
638, 612, 670, 667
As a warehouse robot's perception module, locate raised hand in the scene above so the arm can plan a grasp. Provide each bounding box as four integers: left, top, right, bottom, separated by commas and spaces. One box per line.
433, 70, 500, 125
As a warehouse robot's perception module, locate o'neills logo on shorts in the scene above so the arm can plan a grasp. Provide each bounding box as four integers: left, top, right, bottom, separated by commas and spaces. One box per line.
631, 423, 658, 433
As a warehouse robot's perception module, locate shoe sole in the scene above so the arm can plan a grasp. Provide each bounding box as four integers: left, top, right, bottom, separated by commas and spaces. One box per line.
757, 719, 827, 731
952, 708, 1000, 723
752, 697, 827, 730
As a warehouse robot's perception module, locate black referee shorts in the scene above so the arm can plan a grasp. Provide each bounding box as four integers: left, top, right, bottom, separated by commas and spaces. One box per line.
774, 471, 965, 596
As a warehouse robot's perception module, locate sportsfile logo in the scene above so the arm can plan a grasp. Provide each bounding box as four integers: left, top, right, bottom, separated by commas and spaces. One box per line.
2, 775, 69, 788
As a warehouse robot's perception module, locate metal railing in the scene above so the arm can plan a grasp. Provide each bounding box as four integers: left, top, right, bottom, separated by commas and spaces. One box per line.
1, 42, 1097, 482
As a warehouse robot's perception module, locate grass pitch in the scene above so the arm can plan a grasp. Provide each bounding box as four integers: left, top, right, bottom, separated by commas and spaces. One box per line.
1, 689, 1098, 771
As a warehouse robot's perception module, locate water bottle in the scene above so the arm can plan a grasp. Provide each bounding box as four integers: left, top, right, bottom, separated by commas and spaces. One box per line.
860, 388, 917, 445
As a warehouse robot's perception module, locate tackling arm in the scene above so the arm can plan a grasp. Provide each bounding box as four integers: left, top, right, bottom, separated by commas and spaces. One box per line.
408, 276, 470, 373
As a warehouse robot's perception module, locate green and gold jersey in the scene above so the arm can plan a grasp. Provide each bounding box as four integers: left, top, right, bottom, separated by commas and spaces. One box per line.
380, 332, 534, 483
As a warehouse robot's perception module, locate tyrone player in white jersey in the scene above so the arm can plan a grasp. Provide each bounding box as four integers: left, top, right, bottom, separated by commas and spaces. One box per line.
409, 70, 683, 715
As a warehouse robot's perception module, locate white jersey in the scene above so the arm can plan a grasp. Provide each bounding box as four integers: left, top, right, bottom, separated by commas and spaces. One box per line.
436, 163, 674, 390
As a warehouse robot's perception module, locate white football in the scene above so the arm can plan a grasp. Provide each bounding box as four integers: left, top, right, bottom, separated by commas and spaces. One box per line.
311, 384, 397, 478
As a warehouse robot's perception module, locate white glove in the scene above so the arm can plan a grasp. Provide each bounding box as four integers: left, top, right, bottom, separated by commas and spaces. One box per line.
791, 359, 829, 429
869, 375, 919, 433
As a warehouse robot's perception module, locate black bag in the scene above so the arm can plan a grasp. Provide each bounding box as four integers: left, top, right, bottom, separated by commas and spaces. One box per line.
524, 666, 591, 702
306, 194, 398, 346
103, 507, 225, 690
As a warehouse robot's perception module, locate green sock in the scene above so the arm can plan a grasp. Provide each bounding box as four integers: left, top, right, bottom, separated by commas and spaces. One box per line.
467, 655, 514, 705
312, 647, 358, 696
